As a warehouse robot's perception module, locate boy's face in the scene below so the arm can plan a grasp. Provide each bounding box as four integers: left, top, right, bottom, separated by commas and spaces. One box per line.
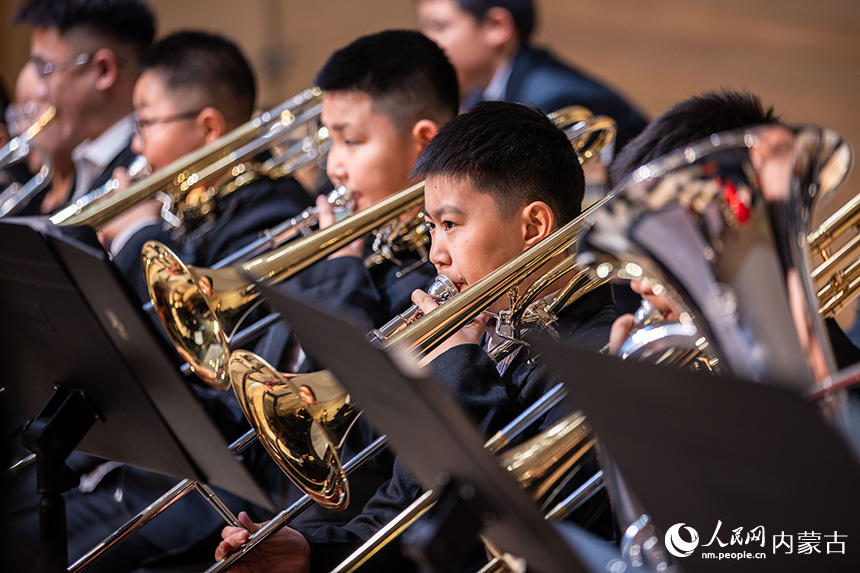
131, 71, 207, 171
322, 90, 423, 212
416, 0, 495, 96
28, 26, 97, 149
423, 175, 531, 306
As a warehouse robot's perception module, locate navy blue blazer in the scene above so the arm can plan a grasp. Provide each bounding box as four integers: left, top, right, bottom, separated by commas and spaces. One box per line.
495, 45, 648, 152
303, 283, 618, 572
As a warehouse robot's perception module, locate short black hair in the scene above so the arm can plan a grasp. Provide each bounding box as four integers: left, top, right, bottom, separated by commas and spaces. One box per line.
140, 31, 256, 125
14, 0, 155, 56
315, 30, 459, 132
458, 0, 536, 43
412, 101, 584, 225
609, 90, 780, 184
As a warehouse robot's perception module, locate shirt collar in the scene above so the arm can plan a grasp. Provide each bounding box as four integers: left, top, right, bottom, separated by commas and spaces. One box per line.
71, 114, 133, 170
482, 57, 515, 103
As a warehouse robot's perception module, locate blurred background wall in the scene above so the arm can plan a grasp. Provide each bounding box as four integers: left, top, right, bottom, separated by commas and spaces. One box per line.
1, 0, 858, 266
2, 0, 857, 170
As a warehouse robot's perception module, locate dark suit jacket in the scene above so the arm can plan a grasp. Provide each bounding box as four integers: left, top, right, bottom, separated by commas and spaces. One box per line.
496, 45, 648, 151
303, 284, 619, 572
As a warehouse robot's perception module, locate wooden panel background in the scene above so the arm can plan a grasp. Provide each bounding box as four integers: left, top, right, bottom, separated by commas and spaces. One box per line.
2, 0, 859, 317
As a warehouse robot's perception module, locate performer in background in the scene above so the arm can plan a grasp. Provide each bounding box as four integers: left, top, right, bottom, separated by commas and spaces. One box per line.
251, 28, 460, 534
98, 30, 314, 302
217, 101, 618, 573
6, 62, 77, 212
256, 29, 460, 367
12, 0, 155, 215
415, 0, 647, 151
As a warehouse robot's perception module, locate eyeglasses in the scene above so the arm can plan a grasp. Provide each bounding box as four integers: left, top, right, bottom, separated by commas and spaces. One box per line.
29, 52, 94, 77
131, 110, 203, 139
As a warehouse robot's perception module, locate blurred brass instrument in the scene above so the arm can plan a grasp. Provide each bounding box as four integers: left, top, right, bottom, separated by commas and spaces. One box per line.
143, 107, 616, 390
49, 88, 326, 229
0, 106, 57, 217
48, 155, 152, 224
599, 125, 854, 392
810, 190, 860, 317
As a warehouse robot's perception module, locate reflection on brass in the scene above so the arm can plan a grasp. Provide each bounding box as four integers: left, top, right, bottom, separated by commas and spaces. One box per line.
51, 89, 325, 229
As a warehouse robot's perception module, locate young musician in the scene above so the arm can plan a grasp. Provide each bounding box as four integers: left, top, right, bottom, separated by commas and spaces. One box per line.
216, 101, 618, 572
99, 30, 313, 300
249, 28, 461, 535
12, 0, 155, 215
414, 0, 646, 149
256, 29, 460, 366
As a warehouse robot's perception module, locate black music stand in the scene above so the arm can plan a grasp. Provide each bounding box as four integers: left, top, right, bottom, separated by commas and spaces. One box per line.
0, 220, 272, 573
532, 338, 860, 572
258, 283, 619, 573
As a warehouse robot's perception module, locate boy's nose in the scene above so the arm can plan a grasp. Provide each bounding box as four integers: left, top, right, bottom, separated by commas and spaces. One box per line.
429, 238, 450, 269
131, 132, 144, 156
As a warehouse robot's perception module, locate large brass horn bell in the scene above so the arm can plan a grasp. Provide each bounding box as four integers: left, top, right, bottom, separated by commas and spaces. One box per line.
228, 351, 360, 509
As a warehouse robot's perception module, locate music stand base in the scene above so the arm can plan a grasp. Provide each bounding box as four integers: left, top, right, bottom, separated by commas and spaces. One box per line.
23, 384, 99, 573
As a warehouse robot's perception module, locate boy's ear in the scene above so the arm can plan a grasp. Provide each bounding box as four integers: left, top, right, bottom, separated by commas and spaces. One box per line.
411, 119, 440, 152
198, 107, 228, 144
481, 6, 517, 49
521, 201, 555, 247
92, 48, 121, 92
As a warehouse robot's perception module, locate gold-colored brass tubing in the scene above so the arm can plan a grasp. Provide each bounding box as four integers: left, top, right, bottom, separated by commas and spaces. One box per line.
143, 181, 425, 389
51, 89, 323, 229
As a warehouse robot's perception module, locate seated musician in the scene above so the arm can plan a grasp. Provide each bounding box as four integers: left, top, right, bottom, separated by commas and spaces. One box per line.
98, 30, 313, 301
250, 28, 460, 532
12, 0, 155, 216
255, 29, 460, 352
216, 101, 619, 572
604, 89, 860, 369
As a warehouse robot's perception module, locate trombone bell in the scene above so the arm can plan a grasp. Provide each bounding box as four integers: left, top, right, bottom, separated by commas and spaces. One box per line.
141, 241, 259, 389
228, 350, 359, 510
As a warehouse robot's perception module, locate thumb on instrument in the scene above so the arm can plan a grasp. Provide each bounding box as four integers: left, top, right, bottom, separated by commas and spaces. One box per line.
237, 511, 261, 534
411, 288, 440, 315
316, 193, 335, 229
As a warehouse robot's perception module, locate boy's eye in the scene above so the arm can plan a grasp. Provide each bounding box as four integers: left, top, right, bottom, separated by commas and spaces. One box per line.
441, 220, 455, 230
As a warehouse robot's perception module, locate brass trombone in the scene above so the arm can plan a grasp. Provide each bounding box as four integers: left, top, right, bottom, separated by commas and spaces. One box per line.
142, 180, 427, 389
810, 189, 860, 317
50, 88, 325, 229
214, 193, 616, 570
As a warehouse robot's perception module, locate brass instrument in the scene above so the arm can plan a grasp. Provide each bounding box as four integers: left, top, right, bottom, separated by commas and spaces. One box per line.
143, 180, 426, 389
215, 195, 615, 570
810, 189, 860, 317
587, 124, 852, 395
211, 185, 353, 269
575, 124, 852, 570
0, 106, 57, 217
226, 275, 458, 509
50, 89, 325, 229
49, 155, 151, 225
